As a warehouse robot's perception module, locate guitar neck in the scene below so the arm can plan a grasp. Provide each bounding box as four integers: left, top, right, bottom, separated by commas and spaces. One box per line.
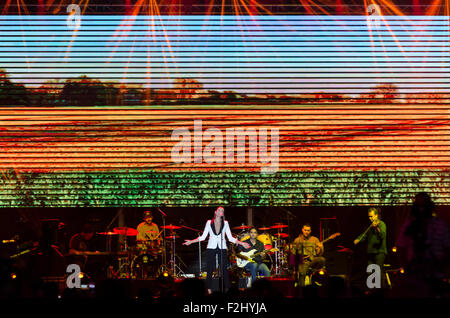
320, 233, 339, 244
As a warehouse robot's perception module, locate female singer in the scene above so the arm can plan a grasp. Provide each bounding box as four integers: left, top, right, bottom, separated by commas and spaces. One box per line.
183, 206, 249, 294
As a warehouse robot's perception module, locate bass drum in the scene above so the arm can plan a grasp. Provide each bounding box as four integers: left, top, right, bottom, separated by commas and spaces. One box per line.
238, 232, 250, 241
257, 234, 273, 250
131, 253, 161, 279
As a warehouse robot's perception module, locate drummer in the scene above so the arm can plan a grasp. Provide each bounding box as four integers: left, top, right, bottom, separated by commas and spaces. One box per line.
137, 210, 161, 249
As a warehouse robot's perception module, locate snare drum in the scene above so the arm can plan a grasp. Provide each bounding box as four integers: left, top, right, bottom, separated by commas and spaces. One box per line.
238, 232, 250, 242
137, 239, 162, 254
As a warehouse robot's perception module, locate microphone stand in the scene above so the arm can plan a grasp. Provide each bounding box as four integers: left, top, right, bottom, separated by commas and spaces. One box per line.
198, 231, 202, 277
220, 216, 225, 293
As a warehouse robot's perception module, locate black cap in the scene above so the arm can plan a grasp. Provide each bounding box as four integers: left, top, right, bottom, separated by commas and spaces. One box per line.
143, 210, 153, 218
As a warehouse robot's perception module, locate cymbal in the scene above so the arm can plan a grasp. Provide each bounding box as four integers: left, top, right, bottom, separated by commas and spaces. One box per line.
270, 224, 288, 229
165, 235, 180, 239
161, 224, 182, 230
97, 231, 118, 236
113, 227, 138, 236
258, 227, 271, 231
232, 225, 251, 230
337, 247, 354, 253
257, 234, 272, 245
273, 233, 289, 238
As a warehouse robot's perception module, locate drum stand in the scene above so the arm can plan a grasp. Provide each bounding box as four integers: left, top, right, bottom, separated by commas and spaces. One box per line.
274, 236, 280, 276
276, 240, 289, 276
273, 230, 288, 276
160, 211, 168, 273
117, 256, 131, 278
117, 235, 132, 278
168, 232, 185, 277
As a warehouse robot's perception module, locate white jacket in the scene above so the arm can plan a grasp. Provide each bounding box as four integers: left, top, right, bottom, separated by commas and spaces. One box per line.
198, 219, 237, 249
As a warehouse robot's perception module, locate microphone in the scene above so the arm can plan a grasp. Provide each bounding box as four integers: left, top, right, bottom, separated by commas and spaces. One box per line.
157, 208, 167, 217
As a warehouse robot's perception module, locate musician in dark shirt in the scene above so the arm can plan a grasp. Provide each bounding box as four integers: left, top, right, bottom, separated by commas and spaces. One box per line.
67, 224, 106, 278
237, 227, 271, 286
354, 207, 387, 288
354, 207, 387, 268
69, 224, 95, 254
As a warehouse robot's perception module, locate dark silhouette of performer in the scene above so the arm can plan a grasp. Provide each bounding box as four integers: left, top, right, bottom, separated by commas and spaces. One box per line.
396, 192, 450, 297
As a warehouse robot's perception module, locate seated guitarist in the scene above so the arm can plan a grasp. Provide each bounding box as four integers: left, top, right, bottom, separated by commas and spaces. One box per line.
292, 223, 325, 287
236, 227, 271, 286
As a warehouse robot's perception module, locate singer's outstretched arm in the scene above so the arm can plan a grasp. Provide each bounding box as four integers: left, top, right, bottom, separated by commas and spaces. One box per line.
183, 221, 209, 245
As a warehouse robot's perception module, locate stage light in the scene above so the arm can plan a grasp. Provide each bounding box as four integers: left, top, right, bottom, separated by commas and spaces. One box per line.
311, 269, 327, 286
392, 246, 397, 253
399, 268, 405, 274
11, 273, 17, 279
79, 272, 84, 279
158, 271, 173, 280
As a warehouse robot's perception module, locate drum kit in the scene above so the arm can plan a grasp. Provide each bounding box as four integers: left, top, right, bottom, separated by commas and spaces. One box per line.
232, 223, 292, 276
96, 221, 294, 279
98, 224, 184, 279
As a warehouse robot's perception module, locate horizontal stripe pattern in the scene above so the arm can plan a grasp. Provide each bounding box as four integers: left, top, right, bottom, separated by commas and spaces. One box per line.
0, 14, 448, 206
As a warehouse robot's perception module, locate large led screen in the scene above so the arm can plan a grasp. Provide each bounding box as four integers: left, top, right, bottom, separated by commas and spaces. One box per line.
0, 3, 448, 207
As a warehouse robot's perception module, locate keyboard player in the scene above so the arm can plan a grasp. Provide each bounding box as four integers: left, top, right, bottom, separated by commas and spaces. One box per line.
68, 224, 102, 277
69, 224, 96, 254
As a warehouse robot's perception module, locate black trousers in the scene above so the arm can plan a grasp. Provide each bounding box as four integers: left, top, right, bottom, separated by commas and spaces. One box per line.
368, 252, 386, 288
368, 253, 385, 268
205, 248, 229, 292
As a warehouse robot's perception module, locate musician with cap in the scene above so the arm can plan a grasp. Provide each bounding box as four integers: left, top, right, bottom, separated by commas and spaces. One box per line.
137, 210, 161, 250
